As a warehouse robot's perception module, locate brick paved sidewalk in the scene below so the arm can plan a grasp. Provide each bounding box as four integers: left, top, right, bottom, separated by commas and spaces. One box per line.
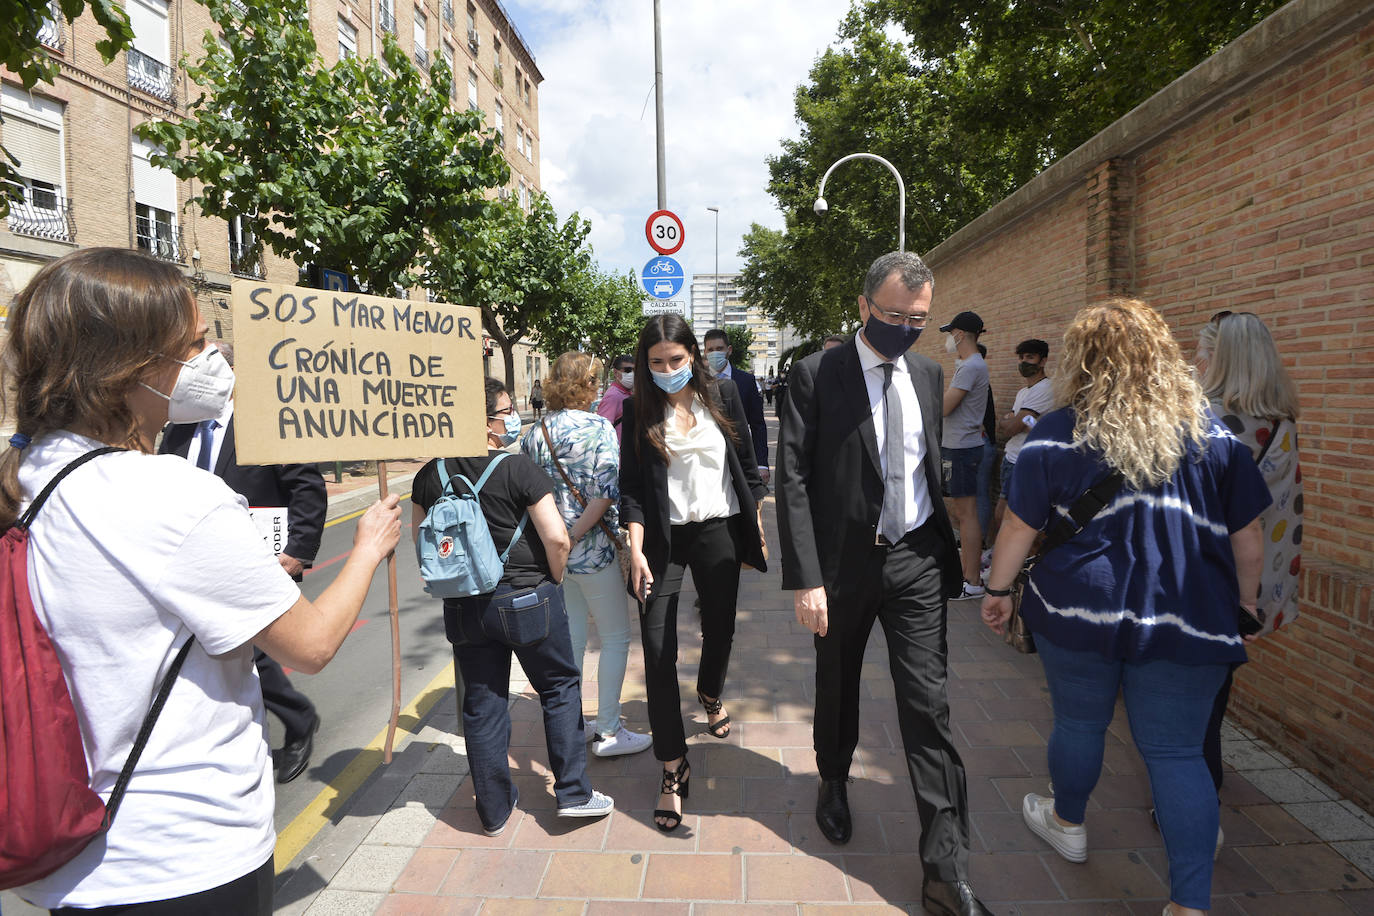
285, 426, 1374, 915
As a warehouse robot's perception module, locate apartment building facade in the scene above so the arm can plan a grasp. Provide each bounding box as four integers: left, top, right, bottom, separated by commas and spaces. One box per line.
1, 0, 547, 389
689, 272, 786, 374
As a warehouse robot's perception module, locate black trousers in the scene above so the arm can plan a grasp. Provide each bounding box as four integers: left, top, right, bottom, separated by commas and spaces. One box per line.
254, 648, 317, 743
639, 516, 742, 762
51, 855, 272, 915
1203, 664, 1238, 793
813, 520, 971, 882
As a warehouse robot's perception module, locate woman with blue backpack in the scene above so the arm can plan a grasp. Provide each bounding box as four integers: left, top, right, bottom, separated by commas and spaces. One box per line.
410, 377, 614, 837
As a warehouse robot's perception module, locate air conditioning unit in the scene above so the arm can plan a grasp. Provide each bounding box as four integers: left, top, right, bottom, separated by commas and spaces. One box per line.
467, 29, 480, 48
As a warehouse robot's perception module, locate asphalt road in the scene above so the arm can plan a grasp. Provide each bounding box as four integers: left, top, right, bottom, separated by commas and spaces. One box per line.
3, 493, 456, 914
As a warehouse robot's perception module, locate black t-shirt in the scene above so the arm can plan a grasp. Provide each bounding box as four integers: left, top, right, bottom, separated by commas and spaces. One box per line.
413, 450, 554, 590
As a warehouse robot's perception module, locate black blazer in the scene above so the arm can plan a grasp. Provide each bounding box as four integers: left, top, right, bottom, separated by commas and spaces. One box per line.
160, 414, 328, 566
620, 377, 769, 594
728, 367, 769, 470
776, 338, 962, 598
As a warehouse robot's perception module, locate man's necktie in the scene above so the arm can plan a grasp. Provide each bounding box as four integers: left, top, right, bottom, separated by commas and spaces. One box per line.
195, 420, 217, 470
881, 363, 905, 544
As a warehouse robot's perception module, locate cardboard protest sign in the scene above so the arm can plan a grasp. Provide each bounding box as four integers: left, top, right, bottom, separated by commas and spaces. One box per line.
230, 280, 488, 464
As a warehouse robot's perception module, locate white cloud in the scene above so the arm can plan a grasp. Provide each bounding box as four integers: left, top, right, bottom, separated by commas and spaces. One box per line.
502, 0, 848, 282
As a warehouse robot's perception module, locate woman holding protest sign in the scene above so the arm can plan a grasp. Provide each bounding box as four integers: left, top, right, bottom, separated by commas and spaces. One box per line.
2, 247, 401, 913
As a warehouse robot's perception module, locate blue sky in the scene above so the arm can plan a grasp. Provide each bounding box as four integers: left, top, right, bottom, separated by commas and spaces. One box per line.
494, 0, 854, 282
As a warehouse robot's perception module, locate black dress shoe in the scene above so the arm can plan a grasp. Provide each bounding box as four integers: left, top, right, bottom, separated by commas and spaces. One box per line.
921, 879, 994, 916
276, 716, 319, 785
815, 777, 852, 845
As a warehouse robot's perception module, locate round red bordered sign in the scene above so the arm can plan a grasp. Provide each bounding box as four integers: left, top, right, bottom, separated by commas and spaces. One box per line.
645, 210, 685, 255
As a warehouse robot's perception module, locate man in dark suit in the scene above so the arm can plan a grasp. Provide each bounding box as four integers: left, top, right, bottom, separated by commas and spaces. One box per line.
703, 328, 769, 484
776, 252, 991, 916
160, 343, 328, 785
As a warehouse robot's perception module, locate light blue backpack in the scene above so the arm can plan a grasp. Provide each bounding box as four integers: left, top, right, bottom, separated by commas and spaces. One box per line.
416, 454, 528, 598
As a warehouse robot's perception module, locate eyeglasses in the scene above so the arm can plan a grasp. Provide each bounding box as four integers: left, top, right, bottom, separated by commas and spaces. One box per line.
868, 304, 929, 328
487, 406, 515, 419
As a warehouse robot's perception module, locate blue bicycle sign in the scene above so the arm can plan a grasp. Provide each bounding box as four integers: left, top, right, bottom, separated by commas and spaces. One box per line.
641, 256, 684, 299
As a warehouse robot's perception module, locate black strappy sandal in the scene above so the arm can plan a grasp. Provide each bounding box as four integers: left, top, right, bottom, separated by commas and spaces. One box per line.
697, 692, 731, 739
654, 757, 691, 832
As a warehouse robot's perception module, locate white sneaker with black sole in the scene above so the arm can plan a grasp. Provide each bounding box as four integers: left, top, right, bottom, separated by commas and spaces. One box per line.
1023, 792, 1087, 863
955, 581, 985, 600
557, 789, 614, 818
591, 724, 653, 757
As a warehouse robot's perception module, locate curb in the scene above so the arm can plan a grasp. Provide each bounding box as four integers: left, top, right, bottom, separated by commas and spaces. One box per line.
325, 472, 419, 523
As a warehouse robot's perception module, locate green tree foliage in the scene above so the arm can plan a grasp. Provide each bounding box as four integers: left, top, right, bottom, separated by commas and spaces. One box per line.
138, 0, 507, 295
742, 0, 1287, 335
424, 193, 593, 391
722, 325, 754, 372
1, 0, 133, 215
538, 266, 647, 371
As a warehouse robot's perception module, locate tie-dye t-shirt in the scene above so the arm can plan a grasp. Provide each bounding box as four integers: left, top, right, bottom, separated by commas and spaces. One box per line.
1009, 406, 1271, 665
1210, 404, 1301, 635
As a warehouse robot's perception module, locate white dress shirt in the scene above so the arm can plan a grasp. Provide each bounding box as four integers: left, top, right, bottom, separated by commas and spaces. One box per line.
855, 334, 934, 537
663, 397, 739, 525
189, 399, 235, 471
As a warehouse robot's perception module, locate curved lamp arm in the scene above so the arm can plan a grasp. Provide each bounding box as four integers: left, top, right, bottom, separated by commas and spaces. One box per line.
814, 152, 906, 252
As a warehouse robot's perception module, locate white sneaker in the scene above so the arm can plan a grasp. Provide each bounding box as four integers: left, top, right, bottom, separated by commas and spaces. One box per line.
1023, 793, 1087, 863
956, 582, 985, 600
980, 548, 993, 569
591, 724, 653, 758
558, 789, 614, 818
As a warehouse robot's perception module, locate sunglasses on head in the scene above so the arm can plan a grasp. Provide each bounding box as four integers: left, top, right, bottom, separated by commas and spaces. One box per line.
1209, 310, 1233, 325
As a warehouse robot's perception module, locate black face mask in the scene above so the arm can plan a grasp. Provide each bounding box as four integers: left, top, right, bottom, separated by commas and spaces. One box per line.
1018, 361, 1041, 378
863, 312, 923, 360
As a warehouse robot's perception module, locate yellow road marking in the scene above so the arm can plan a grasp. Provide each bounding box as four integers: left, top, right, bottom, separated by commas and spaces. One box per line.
273, 661, 455, 873
324, 490, 412, 529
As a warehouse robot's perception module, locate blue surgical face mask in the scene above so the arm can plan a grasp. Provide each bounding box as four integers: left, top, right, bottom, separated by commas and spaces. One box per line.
706, 350, 729, 373
651, 363, 693, 394
493, 411, 521, 446
863, 312, 923, 360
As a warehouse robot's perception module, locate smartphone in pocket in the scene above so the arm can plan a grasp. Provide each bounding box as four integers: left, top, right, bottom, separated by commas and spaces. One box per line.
510, 590, 540, 609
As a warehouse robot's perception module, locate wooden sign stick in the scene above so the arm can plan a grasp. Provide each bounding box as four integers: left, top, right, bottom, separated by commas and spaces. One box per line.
378, 460, 403, 764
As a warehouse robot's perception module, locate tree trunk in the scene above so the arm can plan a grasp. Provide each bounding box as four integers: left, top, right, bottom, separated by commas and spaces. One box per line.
501, 340, 516, 398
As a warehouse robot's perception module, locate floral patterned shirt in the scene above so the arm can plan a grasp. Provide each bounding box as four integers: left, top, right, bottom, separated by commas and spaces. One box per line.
520, 409, 621, 574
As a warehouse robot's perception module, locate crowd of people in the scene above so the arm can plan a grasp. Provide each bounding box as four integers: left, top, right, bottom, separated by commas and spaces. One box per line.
4, 246, 1301, 916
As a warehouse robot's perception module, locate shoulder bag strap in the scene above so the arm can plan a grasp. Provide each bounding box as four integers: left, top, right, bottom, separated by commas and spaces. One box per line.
1036, 469, 1127, 562
540, 419, 623, 549
1253, 419, 1284, 464
17, 446, 124, 530
102, 636, 195, 829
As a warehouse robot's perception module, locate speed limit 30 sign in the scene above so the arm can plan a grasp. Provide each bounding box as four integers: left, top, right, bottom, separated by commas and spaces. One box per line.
645, 209, 685, 256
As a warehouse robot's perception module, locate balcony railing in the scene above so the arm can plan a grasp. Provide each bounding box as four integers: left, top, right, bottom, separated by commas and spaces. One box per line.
126, 48, 175, 103
414, 46, 429, 71
7, 193, 75, 242
378, 3, 395, 34
137, 222, 183, 262
38, 4, 63, 51
441, 0, 454, 27
229, 238, 265, 278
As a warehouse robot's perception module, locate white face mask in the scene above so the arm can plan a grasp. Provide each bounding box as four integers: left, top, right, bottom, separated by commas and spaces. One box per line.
944, 333, 959, 354
141, 344, 235, 423
620, 370, 634, 388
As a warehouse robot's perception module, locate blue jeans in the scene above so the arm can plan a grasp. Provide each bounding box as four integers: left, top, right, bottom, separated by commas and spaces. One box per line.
447, 580, 591, 831
1037, 634, 1228, 910
975, 435, 997, 538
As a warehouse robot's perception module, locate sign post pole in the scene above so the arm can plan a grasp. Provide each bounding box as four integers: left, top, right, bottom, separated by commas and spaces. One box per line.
378, 463, 403, 763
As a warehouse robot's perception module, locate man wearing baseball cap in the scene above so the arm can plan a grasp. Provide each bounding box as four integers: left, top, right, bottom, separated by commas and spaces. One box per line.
939, 311, 989, 599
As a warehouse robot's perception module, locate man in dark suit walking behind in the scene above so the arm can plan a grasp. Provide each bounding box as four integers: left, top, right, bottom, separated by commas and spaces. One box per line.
776, 252, 991, 916
703, 328, 770, 485
160, 343, 327, 784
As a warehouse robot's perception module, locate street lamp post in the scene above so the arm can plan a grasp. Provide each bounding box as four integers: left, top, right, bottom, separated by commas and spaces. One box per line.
813, 153, 906, 252
706, 205, 720, 327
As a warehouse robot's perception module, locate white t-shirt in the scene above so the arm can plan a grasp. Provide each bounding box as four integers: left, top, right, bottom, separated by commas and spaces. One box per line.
663, 398, 739, 525
1004, 377, 1055, 463
17, 432, 301, 909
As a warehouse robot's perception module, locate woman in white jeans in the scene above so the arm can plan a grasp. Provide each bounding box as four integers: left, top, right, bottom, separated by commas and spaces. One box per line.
522, 351, 652, 757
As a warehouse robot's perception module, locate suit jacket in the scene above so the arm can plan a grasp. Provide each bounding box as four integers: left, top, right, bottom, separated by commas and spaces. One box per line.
727, 367, 769, 470
620, 377, 769, 591
160, 415, 327, 566
776, 338, 961, 598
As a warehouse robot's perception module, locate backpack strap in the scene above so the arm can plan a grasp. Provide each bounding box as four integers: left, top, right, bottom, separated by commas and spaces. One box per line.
102, 636, 195, 829
469, 451, 510, 494
17, 446, 124, 530
454, 452, 530, 563
498, 511, 530, 564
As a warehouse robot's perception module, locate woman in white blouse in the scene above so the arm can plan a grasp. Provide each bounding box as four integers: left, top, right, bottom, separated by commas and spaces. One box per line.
620, 314, 768, 832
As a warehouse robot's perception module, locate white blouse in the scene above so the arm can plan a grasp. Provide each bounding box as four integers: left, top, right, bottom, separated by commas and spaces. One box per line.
663, 397, 739, 525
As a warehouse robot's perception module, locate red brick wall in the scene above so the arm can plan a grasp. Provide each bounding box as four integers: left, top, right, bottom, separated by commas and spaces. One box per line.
925, 15, 1374, 809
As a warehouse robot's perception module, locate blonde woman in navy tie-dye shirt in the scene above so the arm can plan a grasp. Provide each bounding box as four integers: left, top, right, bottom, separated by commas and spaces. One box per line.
981, 299, 1270, 916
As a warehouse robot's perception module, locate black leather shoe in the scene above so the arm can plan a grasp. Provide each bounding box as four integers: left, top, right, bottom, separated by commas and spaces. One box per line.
815, 777, 852, 845
921, 879, 994, 916
276, 716, 319, 785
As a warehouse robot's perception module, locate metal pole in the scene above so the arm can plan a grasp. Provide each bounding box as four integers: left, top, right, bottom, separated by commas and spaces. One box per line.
707, 206, 719, 327
815, 152, 906, 252
653, 0, 666, 210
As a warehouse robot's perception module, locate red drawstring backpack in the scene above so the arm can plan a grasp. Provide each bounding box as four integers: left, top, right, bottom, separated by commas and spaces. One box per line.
1, 448, 192, 889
